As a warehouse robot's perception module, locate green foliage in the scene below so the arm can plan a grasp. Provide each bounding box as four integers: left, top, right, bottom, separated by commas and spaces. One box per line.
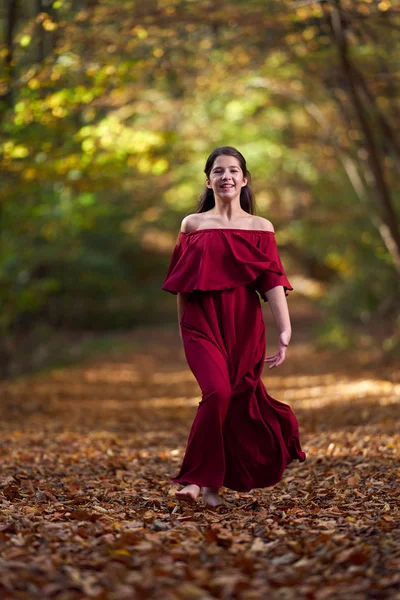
0, 0, 399, 346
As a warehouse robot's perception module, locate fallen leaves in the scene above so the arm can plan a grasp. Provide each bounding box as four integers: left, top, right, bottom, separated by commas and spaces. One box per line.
0, 324, 399, 599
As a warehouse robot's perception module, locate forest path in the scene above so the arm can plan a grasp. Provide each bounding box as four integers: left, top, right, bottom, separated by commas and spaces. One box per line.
0, 298, 399, 599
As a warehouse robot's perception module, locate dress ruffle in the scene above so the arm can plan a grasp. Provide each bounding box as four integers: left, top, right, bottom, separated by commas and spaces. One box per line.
162, 228, 293, 302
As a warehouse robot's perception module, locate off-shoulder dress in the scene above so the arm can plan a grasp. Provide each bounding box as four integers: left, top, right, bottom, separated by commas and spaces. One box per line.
162, 228, 306, 492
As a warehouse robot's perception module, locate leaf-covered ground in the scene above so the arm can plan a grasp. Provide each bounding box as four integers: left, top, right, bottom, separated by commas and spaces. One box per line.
0, 300, 399, 600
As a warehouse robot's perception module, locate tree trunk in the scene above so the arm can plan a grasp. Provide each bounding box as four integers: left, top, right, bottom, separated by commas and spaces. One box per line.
2, 0, 18, 109
326, 1, 400, 275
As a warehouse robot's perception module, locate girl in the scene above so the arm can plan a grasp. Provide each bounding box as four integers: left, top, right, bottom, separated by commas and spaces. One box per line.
162, 146, 306, 507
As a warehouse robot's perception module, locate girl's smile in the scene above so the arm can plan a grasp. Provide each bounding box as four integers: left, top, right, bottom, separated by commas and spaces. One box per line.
206, 155, 248, 200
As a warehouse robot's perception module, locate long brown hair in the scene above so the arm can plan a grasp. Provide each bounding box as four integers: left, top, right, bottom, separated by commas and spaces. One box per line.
197, 146, 257, 214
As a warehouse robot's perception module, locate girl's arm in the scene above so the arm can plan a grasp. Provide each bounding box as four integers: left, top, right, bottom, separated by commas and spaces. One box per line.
264, 286, 292, 369
177, 292, 190, 340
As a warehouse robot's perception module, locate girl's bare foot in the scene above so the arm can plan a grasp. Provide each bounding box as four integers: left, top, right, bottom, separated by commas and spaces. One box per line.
202, 486, 223, 507
175, 484, 200, 505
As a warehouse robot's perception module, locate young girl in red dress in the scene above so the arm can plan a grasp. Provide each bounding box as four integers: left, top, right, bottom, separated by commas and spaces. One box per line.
162, 146, 306, 507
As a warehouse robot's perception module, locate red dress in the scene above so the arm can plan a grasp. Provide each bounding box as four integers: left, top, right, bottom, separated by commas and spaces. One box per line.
162, 228, 306, 492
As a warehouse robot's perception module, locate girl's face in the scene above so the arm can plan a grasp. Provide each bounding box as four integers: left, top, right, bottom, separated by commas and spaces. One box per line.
206, 155, 247, 200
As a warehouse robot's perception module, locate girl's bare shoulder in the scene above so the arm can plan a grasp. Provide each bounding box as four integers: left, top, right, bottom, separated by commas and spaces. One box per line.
180, 214, 205, 233
251, 217, 275, 232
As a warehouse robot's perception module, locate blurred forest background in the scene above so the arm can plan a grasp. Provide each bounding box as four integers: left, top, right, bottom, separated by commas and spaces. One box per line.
1, 0, 400, 377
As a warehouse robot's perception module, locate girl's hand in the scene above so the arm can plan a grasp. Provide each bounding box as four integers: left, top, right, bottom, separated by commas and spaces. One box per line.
264, 332, 290, 370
